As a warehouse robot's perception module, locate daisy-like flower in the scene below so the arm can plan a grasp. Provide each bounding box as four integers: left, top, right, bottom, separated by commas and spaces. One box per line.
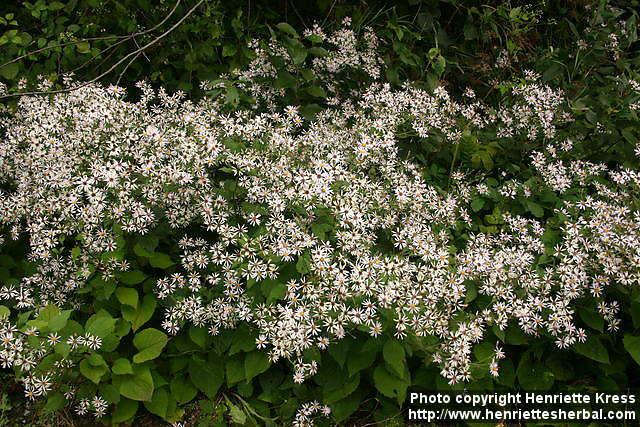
47, 333, 61, 346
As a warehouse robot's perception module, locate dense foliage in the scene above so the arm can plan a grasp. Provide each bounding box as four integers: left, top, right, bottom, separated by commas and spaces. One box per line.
0, 1, 640, 426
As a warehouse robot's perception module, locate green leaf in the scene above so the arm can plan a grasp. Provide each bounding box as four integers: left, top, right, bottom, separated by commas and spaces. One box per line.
542, 62, 563, 82
504, 324, 528, 345
70, 246, 81, 259
517, 353, 554, 390
112, 398, 139, 423
623, 334, 640, 366
574, 336, 609, 364
306, 34, 323, 44
93, 277, 117, 300
133, 234, 159, 257
296, 251, 311, 274
306, 85, 326, 98
54, 342, 70, 357
37, 304, 60, 322
225, 86, 239, 106
373, 366, 408, 404
347, 340, 379, 376
463, 22, 478, 40
289, 45, 307, 65
328, 339, 351, 368
465, 282, 478, 303
222, 44, 237, 57
245, 350, 271, 382
79, 358, 108, 384
526, 200, 544, 218
226, 358, 245, 385
258, 277, 282, 299
331, 388, 362, 422
48, 309, 72, 332
0, 62, 19, 80
300, 68, 315, 81
48, 1, 66, 10
323, 373, 360, 404
300, 103, 322, 120
471, 198, 485, 212
189, 357, 224, 398
578, 306, 604, 332
112, 358, 133, 375
229, 325, 256, 354
133, 328, 168, 363
189, 326, 207, 348
100, 383, 121, 404
473, 342, 494, 362
432, 55, 446, 76
149, 252, 174, 269
170, 376, 197, 404
44, 392, 65, 414
88, 353, 107, 367
382, 339, 405, 378
546, 354, 575, 381
85, 310, 116, 338
310, 222, 332, 239
122, 293, 156, 331
75, 41, 90, 53
630, 302, 640, 328
144, 387, 168, 419
276, 22, 299, 38
275, 71, 297, 89
119, 270, 146, 285
116, 365, 154, 401
308, 46, 329, 57
227, 400, 247, 424
116, 287, 138, 308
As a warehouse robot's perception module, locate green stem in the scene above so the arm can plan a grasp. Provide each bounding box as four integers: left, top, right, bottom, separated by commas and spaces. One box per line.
448, 141, 461, 187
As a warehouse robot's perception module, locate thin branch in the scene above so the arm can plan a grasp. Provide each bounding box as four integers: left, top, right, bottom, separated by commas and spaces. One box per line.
1, 35, 121, 70
288, 0, 307, 29
86, 41, 130, 76
66, 37, 131, 75
116, 51, 142, 86
1, 0, 204, 100
0, 0, 181, 70
321, 0, 338, 27
133, 37, 151, 63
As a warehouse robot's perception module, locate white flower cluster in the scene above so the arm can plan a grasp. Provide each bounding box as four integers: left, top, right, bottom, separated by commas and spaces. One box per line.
0, 319, 102, 406
293, 400, 331, 427
76, 395, 109, 418
223, 17, 382, 110
0, 20, 637, 406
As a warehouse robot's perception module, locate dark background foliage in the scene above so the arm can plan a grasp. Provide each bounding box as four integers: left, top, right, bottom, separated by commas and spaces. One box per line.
1, 0, 640, 425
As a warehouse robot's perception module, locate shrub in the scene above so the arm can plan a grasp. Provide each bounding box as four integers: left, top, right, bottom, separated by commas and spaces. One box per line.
0, 1, 639, 426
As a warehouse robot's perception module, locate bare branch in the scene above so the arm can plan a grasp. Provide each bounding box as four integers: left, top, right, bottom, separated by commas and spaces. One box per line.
116, 52, 142, 86
0, 0, 181, 72
0, 0, 204, 100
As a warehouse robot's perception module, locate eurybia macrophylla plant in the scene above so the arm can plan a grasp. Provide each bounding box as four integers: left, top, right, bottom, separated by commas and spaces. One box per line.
0, 19, 638, 421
